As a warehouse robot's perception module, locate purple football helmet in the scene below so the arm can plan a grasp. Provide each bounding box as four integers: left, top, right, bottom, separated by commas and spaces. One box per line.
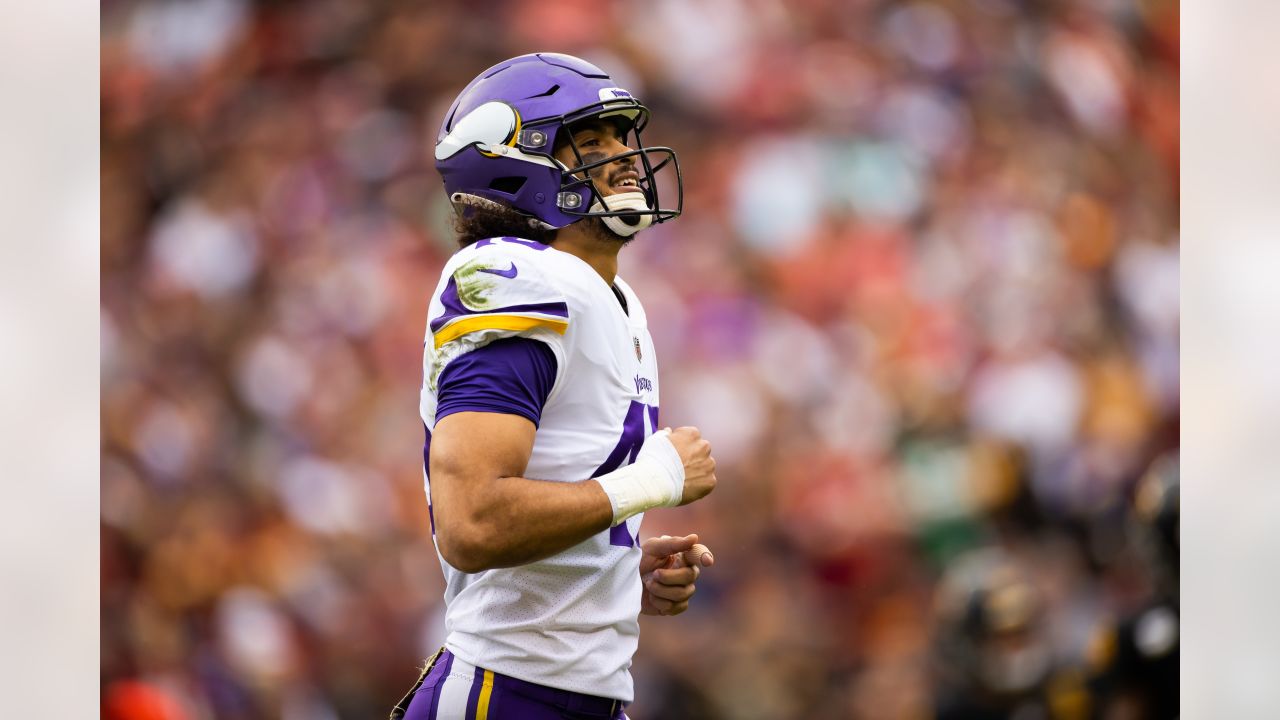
434, 53, 682, 236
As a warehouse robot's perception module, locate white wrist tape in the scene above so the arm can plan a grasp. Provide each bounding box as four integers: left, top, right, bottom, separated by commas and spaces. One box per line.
596, 429, 685, 527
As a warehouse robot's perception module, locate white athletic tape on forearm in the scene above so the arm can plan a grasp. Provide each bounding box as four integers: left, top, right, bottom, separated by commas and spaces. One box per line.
596, 429, 685, 526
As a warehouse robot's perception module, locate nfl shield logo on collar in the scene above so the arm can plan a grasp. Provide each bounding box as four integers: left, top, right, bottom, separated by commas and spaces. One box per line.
633, 337, 642, 361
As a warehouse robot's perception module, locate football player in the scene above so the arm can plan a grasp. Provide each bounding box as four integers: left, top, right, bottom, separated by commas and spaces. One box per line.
391, 53, 718, 720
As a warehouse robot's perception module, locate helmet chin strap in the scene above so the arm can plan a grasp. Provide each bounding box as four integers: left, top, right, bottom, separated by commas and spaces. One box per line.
590, 192, 653, 237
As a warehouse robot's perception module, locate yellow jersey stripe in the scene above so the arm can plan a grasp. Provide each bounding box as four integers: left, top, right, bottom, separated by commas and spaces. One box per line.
476, 669, 495, 720
433, 314, 569, 349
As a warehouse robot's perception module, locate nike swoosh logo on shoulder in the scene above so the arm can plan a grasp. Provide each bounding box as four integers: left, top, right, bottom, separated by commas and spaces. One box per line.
478, 263, 518, 279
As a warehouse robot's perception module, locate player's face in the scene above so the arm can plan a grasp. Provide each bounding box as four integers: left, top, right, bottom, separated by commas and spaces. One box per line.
554, 119, 641, 200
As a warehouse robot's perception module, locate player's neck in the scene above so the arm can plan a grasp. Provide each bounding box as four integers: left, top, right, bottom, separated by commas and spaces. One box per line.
551, 225, 622, 285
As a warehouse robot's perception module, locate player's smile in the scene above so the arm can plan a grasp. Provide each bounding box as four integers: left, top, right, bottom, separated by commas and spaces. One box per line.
569, 153, 640, 199
607, 169, 642, 195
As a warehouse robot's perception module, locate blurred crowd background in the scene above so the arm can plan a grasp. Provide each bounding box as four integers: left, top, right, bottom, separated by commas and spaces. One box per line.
101, 0, 1179, 718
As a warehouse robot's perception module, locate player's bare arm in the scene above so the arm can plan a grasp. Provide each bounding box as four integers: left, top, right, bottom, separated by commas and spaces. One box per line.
431, 412, 717, 573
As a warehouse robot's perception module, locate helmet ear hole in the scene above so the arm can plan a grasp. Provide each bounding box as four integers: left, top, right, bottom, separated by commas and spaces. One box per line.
489, 176, 527, 195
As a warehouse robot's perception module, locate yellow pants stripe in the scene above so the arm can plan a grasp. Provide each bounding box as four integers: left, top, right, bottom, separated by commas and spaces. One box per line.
476, 669, 495, 720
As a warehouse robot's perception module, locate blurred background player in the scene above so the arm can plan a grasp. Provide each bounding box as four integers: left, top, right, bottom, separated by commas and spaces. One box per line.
1089, 453, 1179, 720
932, 548, 1092, 720
394, 53, 717, 720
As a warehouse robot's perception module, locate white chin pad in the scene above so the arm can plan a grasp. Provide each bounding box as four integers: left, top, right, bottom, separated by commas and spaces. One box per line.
591, 192, 654, 237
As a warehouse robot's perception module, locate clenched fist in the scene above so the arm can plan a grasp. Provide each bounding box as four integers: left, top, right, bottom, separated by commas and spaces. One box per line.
665, 426, 716, 505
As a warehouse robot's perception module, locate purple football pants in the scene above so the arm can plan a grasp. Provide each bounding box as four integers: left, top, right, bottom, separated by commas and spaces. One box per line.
394, 649, 628, 720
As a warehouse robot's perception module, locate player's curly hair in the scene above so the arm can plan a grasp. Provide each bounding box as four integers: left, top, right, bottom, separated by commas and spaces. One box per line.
452, 199, 557, 248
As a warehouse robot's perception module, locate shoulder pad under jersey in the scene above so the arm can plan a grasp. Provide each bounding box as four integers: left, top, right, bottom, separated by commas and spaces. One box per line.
428, 237, 569, 351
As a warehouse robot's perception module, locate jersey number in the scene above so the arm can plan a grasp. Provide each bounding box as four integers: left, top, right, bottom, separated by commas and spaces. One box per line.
592, 401, 660, 548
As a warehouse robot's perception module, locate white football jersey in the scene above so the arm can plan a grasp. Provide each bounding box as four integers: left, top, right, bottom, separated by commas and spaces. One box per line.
419, 236, 661, 702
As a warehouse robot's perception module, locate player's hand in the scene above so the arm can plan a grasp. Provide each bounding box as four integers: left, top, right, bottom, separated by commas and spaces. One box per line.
639, 534, 714, 616
666, 427, 716, 505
